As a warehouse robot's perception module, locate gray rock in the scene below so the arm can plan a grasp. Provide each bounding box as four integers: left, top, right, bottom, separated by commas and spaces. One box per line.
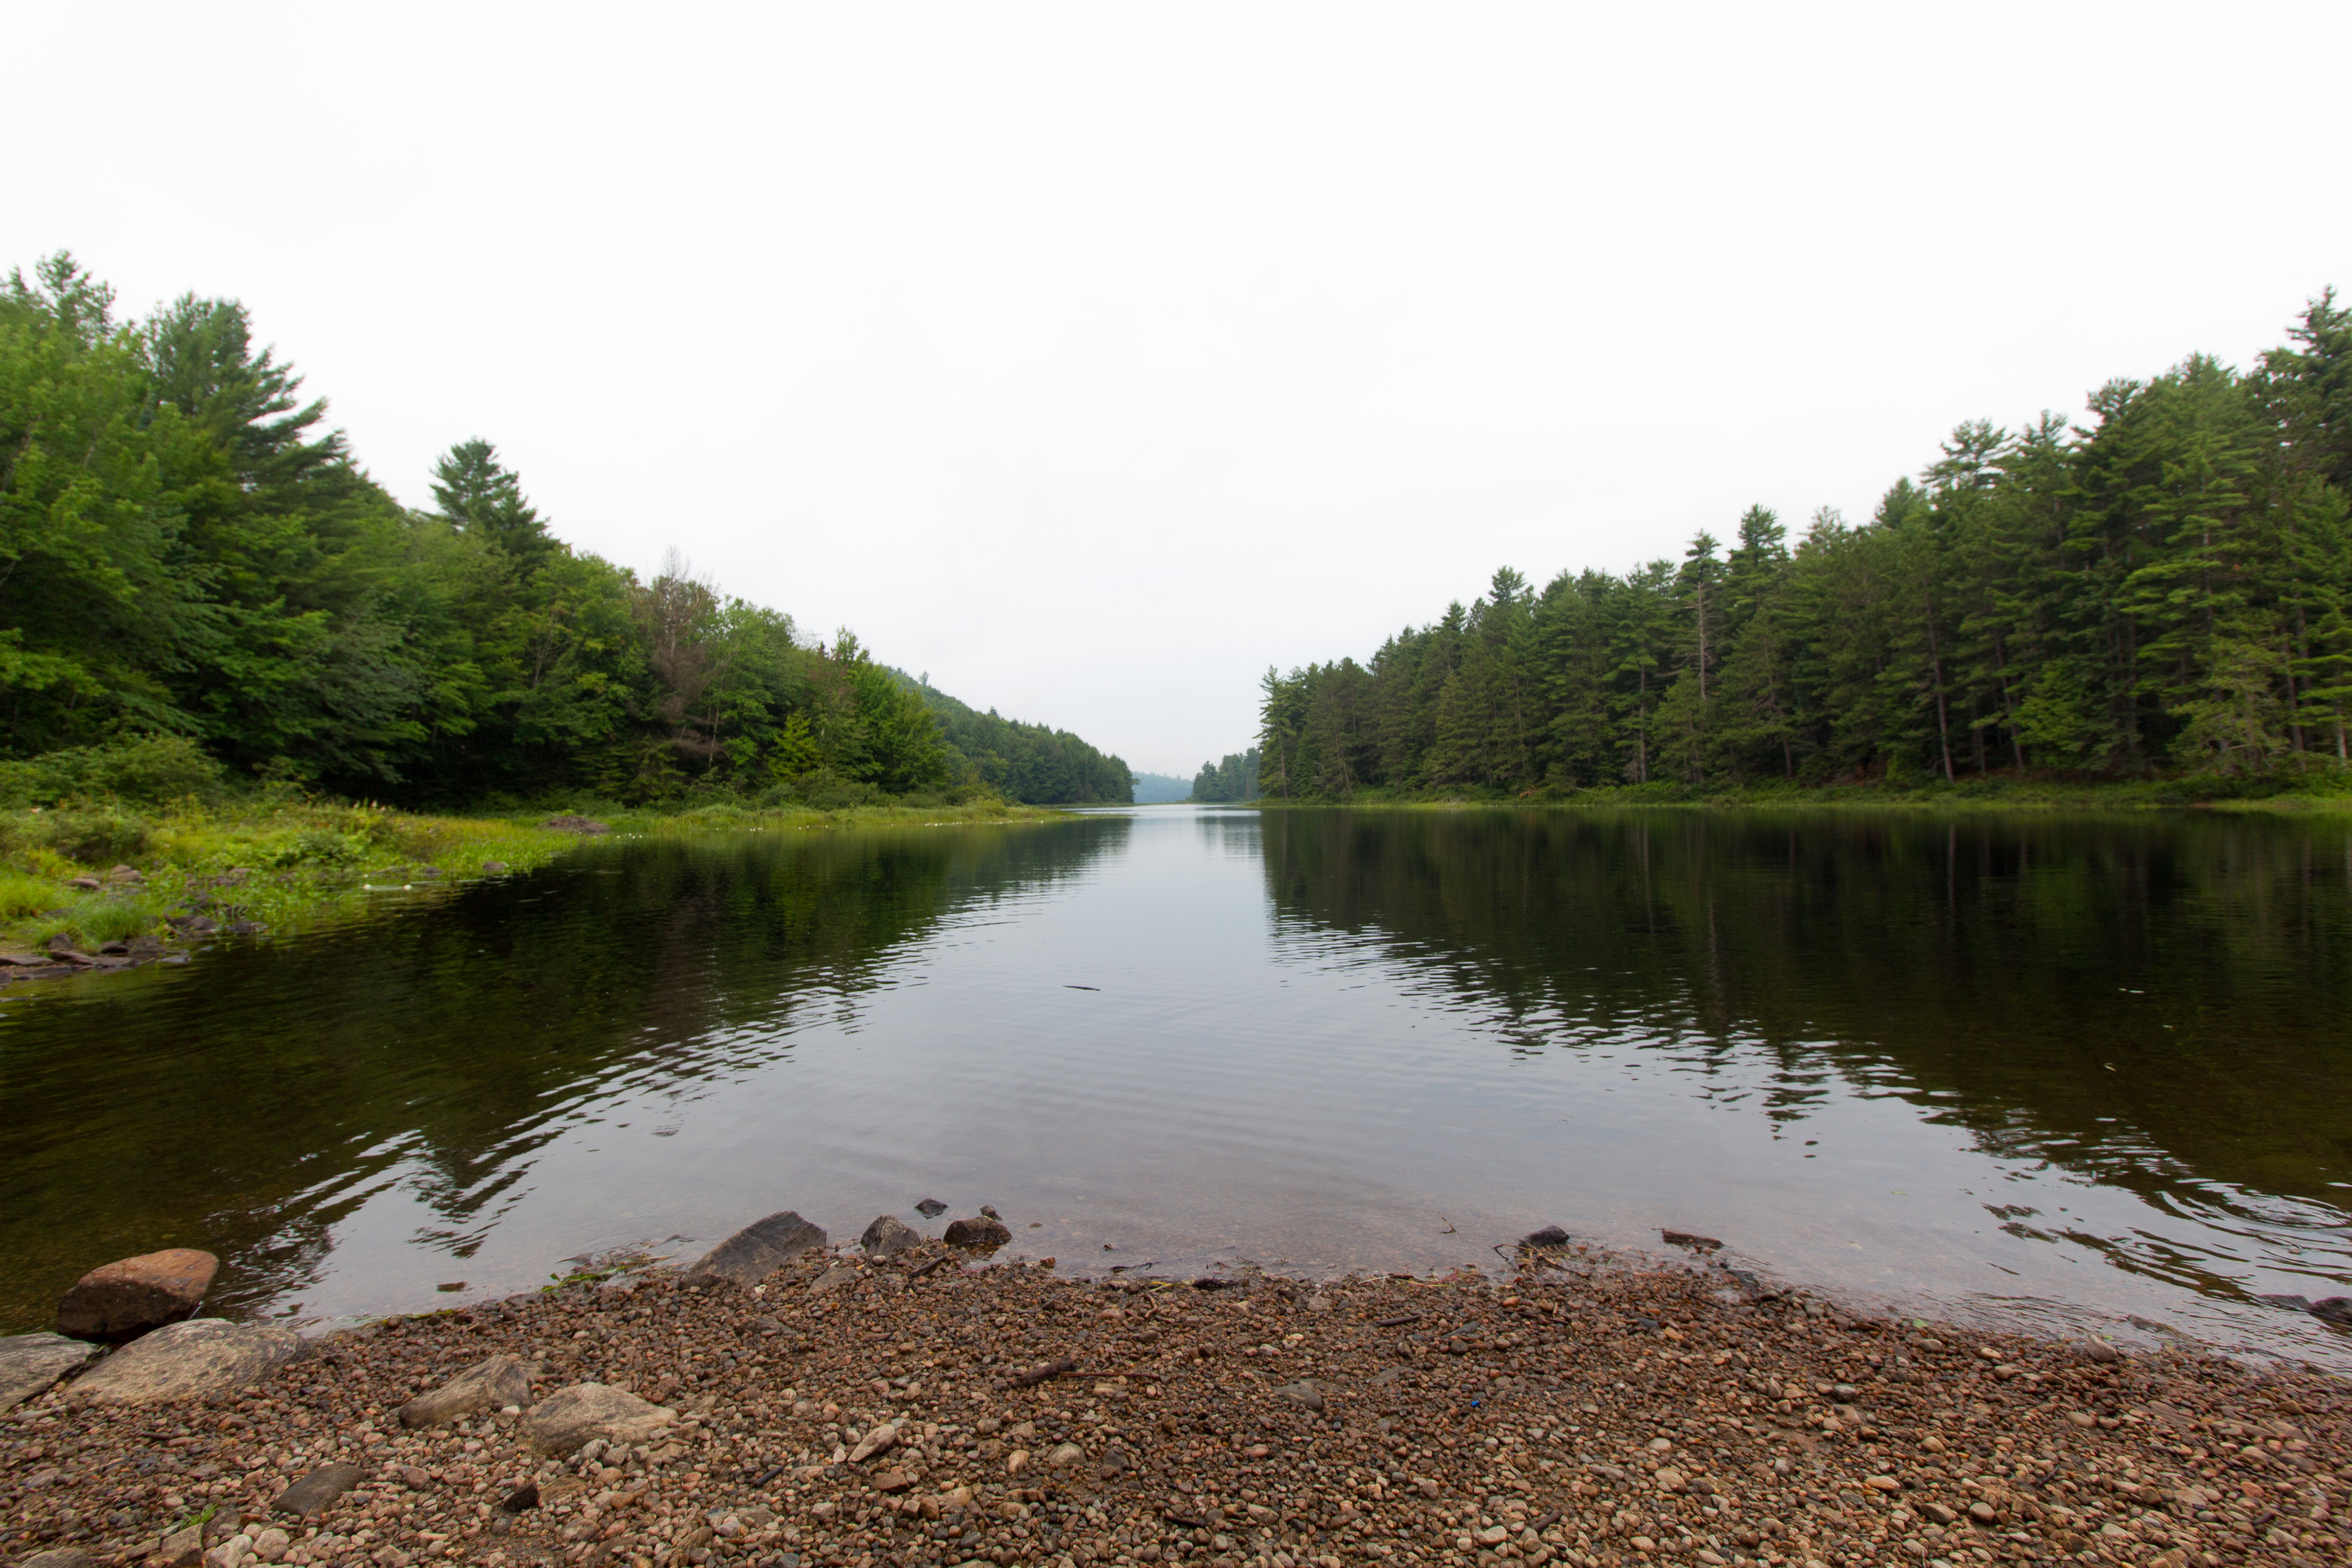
397, 1353, 534, 1427
1305, 1295, 1332, 1313
944, 1216, 1012, 1249
1045, 1441, 1086, 1468
0, 1331, 102, 1411
914, 1199, 948, 1218
20, 1548, 97, 1568
685, 1211, 827, 1290
1274, 1379, 1326, 1411
860, 1215, 921, 1257
809, 1264, 862, 1293
152, 1525, 204, 1567
55, 1248, 218, 1342
64, 1318, 301, 1405
1520, 1226, 1573, 1251
522, 1382, 677, 1456
271, 1463, 367, 1519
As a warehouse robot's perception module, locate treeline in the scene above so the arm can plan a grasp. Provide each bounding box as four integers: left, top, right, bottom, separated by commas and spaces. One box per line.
1258, 293, 2352, 796
0, 255, 1131, 806
898, 674, 1134, 805
1191, 748, 1261, 801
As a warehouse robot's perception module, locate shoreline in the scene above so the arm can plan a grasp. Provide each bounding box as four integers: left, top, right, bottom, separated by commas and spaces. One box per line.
0, 802, 1078, 989
1237, 782, 2352, 816
6, 1225, 2347, 1568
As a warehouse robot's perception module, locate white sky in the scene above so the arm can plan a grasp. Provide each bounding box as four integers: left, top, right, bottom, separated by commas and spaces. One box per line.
8, 4, 2350, 777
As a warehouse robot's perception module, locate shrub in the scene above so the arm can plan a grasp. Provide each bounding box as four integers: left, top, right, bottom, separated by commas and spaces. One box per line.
0, 735, 226, 809
0, 872, 64, 921
34, 810, 152, 866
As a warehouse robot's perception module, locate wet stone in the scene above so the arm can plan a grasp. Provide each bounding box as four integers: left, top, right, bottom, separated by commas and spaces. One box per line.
944, 1215, 1012, 1249
55, 1248, 219, 1343
686, 1210, 827, 1290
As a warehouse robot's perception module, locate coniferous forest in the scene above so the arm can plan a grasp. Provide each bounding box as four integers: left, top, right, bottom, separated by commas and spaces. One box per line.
1258, 294, 2352, 797
0, 256, 1133, 807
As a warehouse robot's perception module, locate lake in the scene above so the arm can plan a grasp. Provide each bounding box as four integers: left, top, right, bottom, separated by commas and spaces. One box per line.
3, 805, 2348, 1365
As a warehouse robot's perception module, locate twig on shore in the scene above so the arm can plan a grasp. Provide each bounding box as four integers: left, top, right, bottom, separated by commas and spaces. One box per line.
1010, 1356, 1078, 1386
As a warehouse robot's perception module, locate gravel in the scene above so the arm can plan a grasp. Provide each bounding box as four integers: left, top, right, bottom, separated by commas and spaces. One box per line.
5, 1244, 2347, 1568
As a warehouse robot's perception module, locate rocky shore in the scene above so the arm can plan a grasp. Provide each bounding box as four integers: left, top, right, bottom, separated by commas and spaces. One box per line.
4, 1215, 2347, 1568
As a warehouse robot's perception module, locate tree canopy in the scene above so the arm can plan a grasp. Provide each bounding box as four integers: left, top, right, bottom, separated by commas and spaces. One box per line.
1258, 294, 2352, 796
0, 254, 1131, 806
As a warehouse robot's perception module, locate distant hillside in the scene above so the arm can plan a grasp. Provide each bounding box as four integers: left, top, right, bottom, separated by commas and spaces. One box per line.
1130, 772, 1191, 804
889, 671, 1134, 804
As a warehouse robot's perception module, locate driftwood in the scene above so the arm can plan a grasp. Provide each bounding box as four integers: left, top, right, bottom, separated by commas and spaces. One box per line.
1010, 1356, 1078, 1386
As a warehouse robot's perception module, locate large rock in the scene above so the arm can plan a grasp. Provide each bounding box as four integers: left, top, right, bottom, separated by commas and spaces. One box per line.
521, 1382, 677, 1455
397, 1353, 534, 1427
0, 1331, 102, 1411
19, 1548, 96, 1568
56, 1249, 218, 1342
270, 1464, 366, 1520
685, 1211, 826, 1290
64, 1318, 301, 1405
944, 1215, 1012, 1249
860, 1215, 921, 1257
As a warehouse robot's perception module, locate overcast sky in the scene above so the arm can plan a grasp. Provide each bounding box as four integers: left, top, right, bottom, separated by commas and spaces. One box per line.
9, 4, 2349, 777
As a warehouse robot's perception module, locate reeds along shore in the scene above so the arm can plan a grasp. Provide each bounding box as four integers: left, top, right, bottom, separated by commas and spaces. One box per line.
6, 1240, 2347, 1568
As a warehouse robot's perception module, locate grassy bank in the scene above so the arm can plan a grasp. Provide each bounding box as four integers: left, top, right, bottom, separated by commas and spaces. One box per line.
0, 795, 1072, 958
1245, 770, 2352, 814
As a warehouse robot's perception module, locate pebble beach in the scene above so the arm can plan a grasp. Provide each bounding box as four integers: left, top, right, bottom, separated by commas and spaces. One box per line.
5, 1226, 2348, 1568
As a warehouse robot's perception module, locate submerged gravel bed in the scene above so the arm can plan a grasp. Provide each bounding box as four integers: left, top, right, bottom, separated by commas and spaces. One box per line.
5, 1243, 2348, 1568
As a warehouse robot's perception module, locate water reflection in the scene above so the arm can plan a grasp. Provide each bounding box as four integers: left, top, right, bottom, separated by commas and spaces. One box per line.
3, 805, 2347, 1365
0, 822, 1128, 1330
1258, 808, 2352, 1354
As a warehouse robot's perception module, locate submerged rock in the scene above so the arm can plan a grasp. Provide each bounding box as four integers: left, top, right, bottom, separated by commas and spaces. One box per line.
0, 1331, 102, 1411
397, 1352, 534, 1427
56, 1248, 218, 1342
1520, 1225, 1573, 1251
913, 1198, 948, 1218
686, 1210, 827, 1290
66, 1318, 301, 1404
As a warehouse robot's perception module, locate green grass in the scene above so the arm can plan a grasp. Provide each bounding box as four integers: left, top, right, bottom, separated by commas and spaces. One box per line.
0, 795, 1074, 956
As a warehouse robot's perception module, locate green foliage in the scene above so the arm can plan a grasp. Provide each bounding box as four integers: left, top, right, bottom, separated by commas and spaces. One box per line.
896, 671, 1132, 804
1262, 293, 2352, 796
0, 735, 226, 808
1191, 748, 1260, 801
1, 254, 1122, 813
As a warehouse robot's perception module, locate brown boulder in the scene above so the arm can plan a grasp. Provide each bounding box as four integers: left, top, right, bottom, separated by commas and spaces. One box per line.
944, 1215, 1012, 1249
57, 1249, 218, 1342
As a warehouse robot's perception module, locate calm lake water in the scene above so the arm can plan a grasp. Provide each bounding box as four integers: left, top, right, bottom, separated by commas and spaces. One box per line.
4, 805, 2349, 1363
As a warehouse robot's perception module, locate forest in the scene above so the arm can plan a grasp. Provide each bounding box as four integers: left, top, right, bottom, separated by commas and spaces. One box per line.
1257, 293, 2352, 797
1191, 747, 1261, 802
0, 255, 1133, 808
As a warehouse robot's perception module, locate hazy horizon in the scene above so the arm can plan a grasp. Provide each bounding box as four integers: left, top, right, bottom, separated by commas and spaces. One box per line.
8, 3, 2348, 774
